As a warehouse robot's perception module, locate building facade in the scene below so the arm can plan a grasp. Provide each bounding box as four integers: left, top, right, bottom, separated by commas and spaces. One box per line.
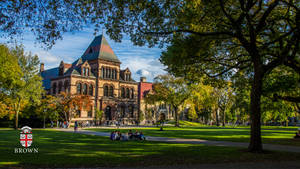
41, 35, 139, 125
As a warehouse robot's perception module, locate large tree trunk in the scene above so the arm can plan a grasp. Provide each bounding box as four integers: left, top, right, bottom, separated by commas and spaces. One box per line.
174, 106, 179, 127
248, 62, 264, 152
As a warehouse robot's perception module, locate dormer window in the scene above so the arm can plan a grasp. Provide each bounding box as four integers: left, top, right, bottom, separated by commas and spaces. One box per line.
124, 73, 131, 81
89, 48, 93, 53
82, 67, 90, 76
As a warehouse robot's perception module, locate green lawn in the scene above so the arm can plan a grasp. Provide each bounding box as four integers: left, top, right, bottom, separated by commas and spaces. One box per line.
1, 129, 300, 168
87, 125, 300, 146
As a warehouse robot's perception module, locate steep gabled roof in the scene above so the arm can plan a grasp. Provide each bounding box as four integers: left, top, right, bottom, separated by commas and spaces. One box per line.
40, 67, 59, 90
81, 35, 121, 63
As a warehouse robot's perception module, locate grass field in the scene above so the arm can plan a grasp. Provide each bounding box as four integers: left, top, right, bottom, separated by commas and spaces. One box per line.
87, 124, 300, 146
1, 129, 300, 168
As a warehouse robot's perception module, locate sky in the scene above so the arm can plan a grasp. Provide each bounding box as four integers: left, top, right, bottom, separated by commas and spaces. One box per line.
0, 27, 166, 82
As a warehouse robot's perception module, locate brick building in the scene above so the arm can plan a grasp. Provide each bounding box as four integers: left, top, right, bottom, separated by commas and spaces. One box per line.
41, 35, 139, 125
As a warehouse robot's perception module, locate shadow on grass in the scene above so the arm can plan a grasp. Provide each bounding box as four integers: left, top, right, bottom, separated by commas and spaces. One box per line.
1, 130, 300, 168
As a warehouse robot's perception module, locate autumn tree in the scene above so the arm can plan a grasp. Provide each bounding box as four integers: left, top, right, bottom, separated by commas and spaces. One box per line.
57, 92, 93, 125
36, 95, 58, 128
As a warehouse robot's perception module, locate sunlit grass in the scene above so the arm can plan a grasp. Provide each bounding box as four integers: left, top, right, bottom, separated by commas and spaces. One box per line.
88, 124, 300, 146
1, 129, 300, 168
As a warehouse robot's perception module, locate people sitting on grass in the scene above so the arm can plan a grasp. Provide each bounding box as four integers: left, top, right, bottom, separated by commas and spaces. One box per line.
110, 130, 146, 141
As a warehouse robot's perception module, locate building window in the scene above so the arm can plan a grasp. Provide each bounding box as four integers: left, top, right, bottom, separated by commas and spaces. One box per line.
52, 83, 57, 95
83, 84, 88, 95
121, 87, 125, 98
77, 83, 82, 94
109, 86, 114, 97
131, 88, 134, 99
89, 84, 93, 96
106, 68, 109, 78
87, 68, 89, 76
112, 69, 115, 79
104, 86, 108, 96
102, 67, 105, 78
83, 67, 86, 76
126, 88, 130, 98
115, 70, 117, 79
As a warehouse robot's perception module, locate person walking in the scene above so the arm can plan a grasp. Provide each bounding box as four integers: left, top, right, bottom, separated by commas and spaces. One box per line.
74, 121, 78, 132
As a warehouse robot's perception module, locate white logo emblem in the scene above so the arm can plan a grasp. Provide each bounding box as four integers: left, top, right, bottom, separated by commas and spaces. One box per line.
20, 126, 33, 148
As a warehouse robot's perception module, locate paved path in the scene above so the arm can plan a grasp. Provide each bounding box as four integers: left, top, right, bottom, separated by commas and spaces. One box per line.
57, 128, 300, 153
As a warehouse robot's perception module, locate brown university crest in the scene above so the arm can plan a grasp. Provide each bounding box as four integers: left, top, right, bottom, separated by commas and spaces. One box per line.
20, 126, 33, 148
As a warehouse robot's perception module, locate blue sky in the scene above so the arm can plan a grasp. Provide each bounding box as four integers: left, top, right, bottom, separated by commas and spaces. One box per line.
0, 27, 166, 82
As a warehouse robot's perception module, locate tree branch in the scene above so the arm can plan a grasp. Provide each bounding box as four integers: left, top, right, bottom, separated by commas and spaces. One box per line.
256, 0, 280, 33
142, 29, 234, 37
273, 94, 300, 103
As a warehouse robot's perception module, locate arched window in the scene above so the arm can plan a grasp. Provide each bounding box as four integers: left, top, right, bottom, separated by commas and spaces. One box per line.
58, 82, 62, 94
83, 84, 88, 95
89, 84, 93, 96
126, 88, 130, 98
104, 86, 108, 96
52, 83, 57, 94
77, 83, 82, 94
102, 67, 105, 78
64, 80, 69, 93
121, 87, 125, 98
131, 88, 134, 99
109, 86, 114, 97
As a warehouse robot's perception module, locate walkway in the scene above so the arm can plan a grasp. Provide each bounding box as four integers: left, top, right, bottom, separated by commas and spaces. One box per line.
57, 128, 300, 153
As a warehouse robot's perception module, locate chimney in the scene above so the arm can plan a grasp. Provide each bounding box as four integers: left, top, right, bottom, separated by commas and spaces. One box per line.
140, 77, 146, 82
40, 63, 44, 72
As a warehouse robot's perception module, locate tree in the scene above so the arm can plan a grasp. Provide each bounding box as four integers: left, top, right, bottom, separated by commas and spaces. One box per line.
57, 92, 92, 125
157, 1, 299, 152
184, 82, 214, 124
158, 113, 166, 131
0, 44, 22, 118
146, 74, 190, 127
95, 109, 103, 126
0, 45, 44, 129
36, 95, 58, 128
138, 111, 145, 125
